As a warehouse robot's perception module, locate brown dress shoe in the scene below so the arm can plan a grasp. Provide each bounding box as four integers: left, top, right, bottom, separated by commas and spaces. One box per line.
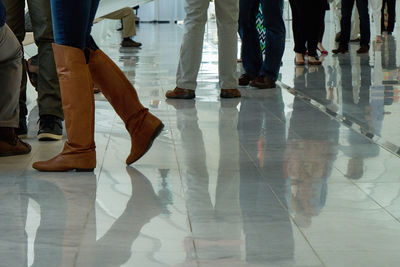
249, 76, 276, 89
165, 87, 195, 99
238, 73, 255, 86
332, 47, 349, 54
220, 89, 241, 98
0, 127, 31, 157
356, 45, 369, 54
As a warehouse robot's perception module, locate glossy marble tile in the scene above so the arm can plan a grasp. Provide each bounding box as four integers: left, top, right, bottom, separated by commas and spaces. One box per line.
2, 6, 400, 267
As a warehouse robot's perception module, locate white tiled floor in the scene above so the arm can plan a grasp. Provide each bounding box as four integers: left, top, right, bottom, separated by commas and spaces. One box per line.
1, 8, 400, 266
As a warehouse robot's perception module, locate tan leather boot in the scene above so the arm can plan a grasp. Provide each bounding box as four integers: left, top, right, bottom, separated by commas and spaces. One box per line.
88, 48, 164, 165
32, 44, 96, 172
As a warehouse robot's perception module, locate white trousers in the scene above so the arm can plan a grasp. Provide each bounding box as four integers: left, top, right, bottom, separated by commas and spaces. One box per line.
369, 0, 383, 37
176, 0, 239, 90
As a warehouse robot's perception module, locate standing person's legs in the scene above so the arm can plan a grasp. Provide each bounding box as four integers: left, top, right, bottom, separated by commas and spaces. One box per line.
386, 0, 396, 33
28, 0, 64, 140
238, 0, 262, 79
102, 7, 141, 47
214, 0, 239, 94
290, 0, 308, 56
2, 0, 28, 136
369, 0, 383, 40
103, 8, 136, 38
0, 25, 31, 156
306, 1, 324, 60
356, 0, 371, 47
175, 0, 209, 91
338, 0, 355, 50
259, 0, 285, 82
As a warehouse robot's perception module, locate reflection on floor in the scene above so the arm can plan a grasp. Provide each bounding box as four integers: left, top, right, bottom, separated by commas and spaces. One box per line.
1, 13, 400, 267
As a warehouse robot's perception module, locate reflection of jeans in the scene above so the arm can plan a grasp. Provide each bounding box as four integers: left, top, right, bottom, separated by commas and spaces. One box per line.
50, 0, 100, 49
238, 0, 285, 81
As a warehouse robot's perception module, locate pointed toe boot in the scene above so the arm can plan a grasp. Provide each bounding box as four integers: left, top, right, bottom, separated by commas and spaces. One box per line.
87, 48, 164, 165
32, 44, 96, 172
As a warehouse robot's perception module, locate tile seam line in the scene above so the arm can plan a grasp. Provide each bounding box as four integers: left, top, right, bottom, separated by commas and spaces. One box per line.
351, 181, 400, 224
239, 142, 327, 267
277, 81, 400, 158
162, 91, 200, 267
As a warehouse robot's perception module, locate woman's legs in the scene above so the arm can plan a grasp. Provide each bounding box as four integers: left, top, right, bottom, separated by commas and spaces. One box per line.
33, 0, 100, 171
306, 1, 324, 59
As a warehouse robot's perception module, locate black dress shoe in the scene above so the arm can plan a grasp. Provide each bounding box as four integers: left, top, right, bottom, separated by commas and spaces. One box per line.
38, 115, 63, 141
356, 45, 369, 54
332, 47, 349, 54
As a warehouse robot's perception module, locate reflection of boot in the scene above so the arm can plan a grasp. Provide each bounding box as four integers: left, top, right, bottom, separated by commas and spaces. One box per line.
86, 167, 161, 267
87, 49, 164, 165
33, 44, 96, 172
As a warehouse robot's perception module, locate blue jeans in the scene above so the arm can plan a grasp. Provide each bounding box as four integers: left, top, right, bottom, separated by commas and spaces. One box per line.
50, 0, 100, 50
238, 0, 285, 81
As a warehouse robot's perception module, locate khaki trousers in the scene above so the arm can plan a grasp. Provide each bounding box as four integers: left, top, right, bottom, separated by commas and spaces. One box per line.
2, 0, 63, 120
0, 25, 23, 128
176, 0, 239, 90
102, 7, 136, 38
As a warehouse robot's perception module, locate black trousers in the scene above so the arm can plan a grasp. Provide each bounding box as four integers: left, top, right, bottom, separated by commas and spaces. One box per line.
340, 0, 370, 48
289, 0, 325, 57
381, 0, 396, 33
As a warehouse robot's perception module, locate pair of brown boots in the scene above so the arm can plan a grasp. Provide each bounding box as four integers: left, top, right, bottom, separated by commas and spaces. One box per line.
32, 44, 164, 172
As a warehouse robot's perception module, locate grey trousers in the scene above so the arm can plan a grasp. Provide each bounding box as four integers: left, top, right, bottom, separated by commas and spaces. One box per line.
3, 0, 63, 120
176, 0, 239, 90
0, 25, 23, 128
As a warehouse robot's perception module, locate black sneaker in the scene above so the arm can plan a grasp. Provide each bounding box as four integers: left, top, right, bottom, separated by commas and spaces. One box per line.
38, 115, 63, 141
15, 117, 28, 138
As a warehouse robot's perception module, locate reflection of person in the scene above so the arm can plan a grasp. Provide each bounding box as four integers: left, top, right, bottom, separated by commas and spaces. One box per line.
32, 0, 164, 171
287, 68, 340, 227
0, 2, 31, 156
338, 54, 381, 179
76, 168, 162, 267
165, 0, 241, 99
238, 92, 294, 264
3, 0, 64, 141
168, 99, 243, 264
101, 7, 142, 48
